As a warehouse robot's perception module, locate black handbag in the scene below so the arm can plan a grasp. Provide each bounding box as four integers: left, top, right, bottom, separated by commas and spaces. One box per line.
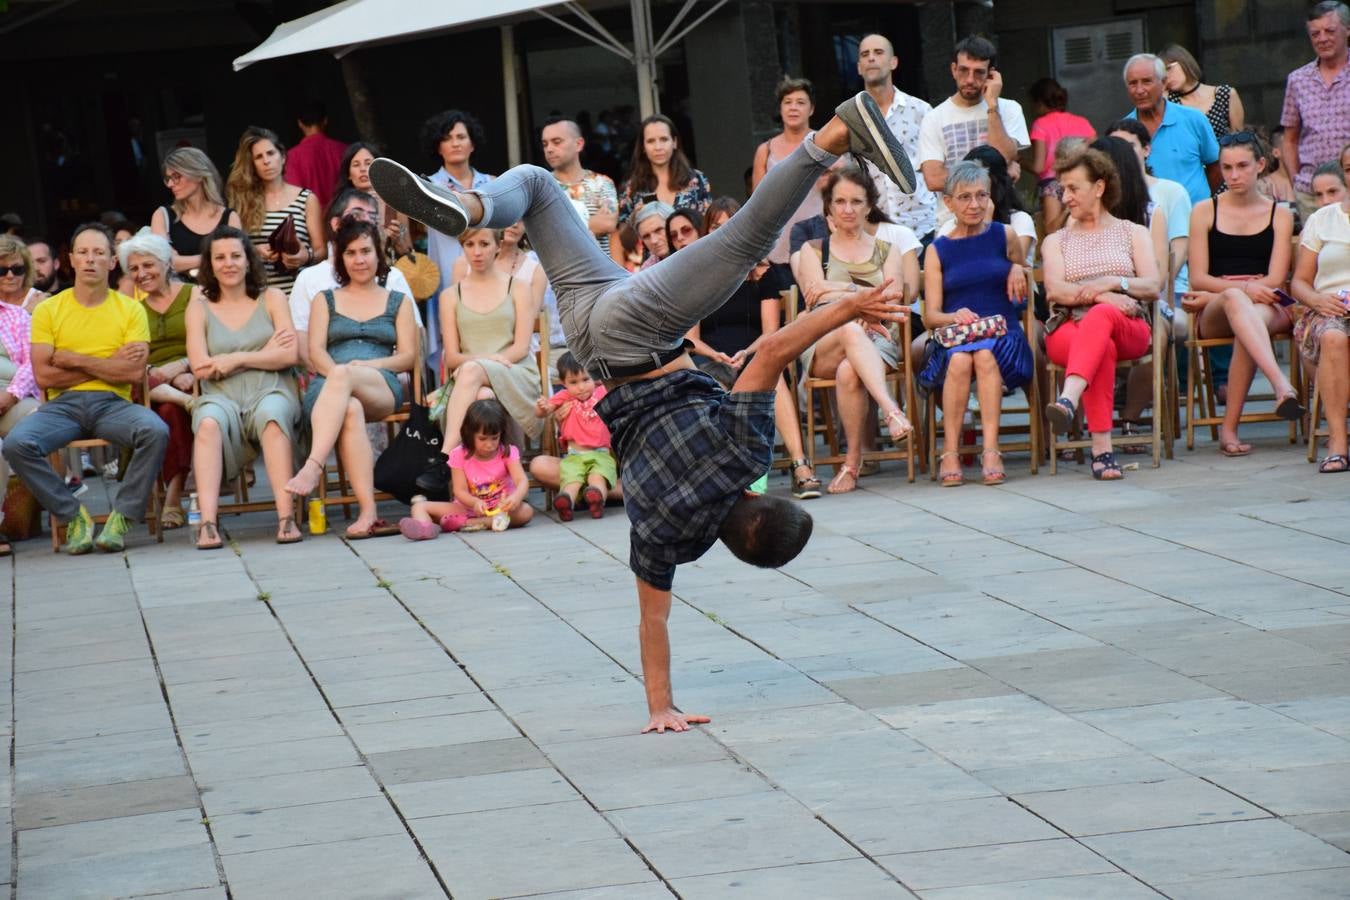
374, 402, 448, 503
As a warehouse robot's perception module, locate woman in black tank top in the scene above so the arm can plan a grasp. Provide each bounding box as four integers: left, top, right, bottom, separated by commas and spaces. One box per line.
150, 147, 241, 282
1182, 132, 1302, 455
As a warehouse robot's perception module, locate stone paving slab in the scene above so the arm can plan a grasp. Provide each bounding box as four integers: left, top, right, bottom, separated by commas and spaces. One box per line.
6, 421, 1350, 896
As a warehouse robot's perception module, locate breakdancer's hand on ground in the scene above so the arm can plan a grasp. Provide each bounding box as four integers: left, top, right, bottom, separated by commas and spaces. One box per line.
642, 708, 712, 735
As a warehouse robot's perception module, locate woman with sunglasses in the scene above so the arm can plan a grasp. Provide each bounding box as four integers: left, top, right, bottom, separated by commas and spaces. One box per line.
0, 235, 42, 552
151, 148, 241, 281
1182, 131, 1300, 457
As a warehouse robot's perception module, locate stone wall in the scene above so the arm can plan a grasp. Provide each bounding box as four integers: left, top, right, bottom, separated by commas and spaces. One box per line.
1195, 0, 1312, 130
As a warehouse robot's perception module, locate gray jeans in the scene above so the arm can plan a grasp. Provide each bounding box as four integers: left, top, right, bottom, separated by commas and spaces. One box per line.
3, 391, 169, 523
474, 138, 836, 375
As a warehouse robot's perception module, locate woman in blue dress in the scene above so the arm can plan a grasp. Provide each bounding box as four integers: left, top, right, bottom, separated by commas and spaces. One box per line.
921, 161, 1032, 486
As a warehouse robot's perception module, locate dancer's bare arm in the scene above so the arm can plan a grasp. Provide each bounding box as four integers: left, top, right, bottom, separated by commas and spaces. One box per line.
637, 577, 709, 734
732, 279, 907, 394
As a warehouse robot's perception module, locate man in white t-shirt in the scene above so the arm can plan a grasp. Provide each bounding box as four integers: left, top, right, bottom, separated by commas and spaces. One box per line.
289, 187, 416, 369
918, 35, 1030, 226
856, 33, 937, 241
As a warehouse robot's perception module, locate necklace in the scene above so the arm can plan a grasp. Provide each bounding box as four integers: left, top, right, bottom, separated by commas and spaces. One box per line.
1174, 81, 1202, 98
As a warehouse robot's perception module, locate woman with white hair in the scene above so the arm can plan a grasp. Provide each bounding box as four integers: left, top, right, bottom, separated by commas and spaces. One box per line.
120, 227, 196, 527
151, 147, 241, 280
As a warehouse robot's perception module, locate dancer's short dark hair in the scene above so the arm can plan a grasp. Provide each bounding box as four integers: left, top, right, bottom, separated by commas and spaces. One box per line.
719, 494, 813, 569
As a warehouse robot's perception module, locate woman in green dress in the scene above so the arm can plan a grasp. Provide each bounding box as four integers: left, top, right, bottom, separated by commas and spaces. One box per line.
118, 229, 196, 527
186, 227, 303, 549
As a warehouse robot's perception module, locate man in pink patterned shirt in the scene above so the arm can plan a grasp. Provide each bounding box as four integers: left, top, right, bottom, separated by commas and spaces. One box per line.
1281, 1, 1350, 221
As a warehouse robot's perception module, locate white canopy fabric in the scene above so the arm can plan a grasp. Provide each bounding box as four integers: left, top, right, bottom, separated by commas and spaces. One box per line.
232, 0, 558, 71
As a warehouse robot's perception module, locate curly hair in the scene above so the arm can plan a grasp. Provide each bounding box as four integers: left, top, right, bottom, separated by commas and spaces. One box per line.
331, 219, 390, 287
197, 226, 268, 301
226, 126, 287, 234
419, 110, 485, 170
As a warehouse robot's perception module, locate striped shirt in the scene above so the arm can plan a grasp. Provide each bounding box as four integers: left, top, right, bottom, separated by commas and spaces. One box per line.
251, 188, 314, 295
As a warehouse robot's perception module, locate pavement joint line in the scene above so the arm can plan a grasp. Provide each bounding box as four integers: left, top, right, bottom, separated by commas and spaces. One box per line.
219, 538, 456, 899
122, 551, 232, 896
345, 533, 687, 897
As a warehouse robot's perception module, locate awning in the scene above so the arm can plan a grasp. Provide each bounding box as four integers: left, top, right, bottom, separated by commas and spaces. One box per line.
232, 0, 560, 71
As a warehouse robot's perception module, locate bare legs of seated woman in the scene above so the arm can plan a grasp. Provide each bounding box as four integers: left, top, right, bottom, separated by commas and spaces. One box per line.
284, 363, 395, 536
1318, 330, 1349, 472
937, 350, 1006, 486
809, 321, 912, 493
194, 419, 300, 547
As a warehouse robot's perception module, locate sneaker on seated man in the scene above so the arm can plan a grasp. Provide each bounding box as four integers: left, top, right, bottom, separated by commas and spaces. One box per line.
2, 223, 169, 554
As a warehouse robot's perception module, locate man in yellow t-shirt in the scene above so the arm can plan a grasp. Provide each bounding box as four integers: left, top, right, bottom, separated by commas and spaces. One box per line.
2, 223, 168, 554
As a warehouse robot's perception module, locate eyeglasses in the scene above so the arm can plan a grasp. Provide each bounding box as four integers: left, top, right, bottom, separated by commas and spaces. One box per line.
1218, 131, 1259, 148
0, 264, 25, 277
951, 191, 991, 204
163, 171, 184, 186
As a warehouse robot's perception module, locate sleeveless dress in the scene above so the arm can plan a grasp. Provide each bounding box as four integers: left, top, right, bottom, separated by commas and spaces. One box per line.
798, 236, 899, 383
251, 189, 314, 294
764, 139, 823, 265
192, 300, 302, 482
165, 206, 233, 281
453, 280, 542, 440
303, 290, 406, 415
920, 222, 1032, 391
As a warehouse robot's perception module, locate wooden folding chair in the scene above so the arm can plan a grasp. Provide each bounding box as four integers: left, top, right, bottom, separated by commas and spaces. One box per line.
925, 297, 1041, 479
1046, 305, 1176, 473
785, 286, 918, 483
48, 369, 164, 551
523, 310, 559, 508
1186, 332, 1302, 450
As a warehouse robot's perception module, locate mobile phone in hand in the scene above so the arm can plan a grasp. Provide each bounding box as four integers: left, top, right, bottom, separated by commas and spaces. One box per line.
1273, 288, 1297, 307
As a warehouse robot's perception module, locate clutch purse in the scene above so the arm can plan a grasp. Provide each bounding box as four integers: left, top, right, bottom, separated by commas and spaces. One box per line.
267, 214, 301, 257
934, 314, 1007, 349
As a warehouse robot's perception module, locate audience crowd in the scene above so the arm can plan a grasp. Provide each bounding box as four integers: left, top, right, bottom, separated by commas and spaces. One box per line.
2, 2, 1350, 555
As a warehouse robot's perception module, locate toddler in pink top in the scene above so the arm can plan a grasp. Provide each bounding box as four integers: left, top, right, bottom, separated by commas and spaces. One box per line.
399, 399, 533, 539
534, 352, 617, 520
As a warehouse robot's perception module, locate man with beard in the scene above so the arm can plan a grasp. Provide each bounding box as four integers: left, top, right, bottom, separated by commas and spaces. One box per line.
27, 238, 64, 294
542, 118, 619, 255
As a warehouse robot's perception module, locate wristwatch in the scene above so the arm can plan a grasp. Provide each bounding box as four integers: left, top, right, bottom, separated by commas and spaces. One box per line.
1118, 276, 1130, 294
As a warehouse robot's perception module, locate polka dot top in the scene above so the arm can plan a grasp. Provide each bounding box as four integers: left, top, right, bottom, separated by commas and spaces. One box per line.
1061, 218, 1136, 283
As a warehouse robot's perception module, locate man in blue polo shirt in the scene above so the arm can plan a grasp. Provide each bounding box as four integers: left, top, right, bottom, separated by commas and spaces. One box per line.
1124, 53, 1219, 203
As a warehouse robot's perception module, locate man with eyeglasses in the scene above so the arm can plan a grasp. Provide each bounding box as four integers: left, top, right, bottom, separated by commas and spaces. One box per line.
288, 187, 417, 369
1123, 53, 1220, 203
2, 223, 168, 554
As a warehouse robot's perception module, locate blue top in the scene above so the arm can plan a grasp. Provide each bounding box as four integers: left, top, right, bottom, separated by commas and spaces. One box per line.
933, 221, 1020, 328
596, 369, 774, 590
1127, 101, 1219, 203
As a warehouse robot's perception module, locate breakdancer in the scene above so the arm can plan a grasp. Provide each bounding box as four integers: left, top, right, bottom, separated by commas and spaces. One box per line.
371, 92, 915, 734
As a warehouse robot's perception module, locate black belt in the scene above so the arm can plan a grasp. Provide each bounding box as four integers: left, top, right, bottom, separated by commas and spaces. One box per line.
589, 341, 692, 379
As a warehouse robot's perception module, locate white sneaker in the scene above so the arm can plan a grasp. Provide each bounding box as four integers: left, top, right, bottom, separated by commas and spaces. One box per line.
369, 158, 469, 237
80, 451, 96, 475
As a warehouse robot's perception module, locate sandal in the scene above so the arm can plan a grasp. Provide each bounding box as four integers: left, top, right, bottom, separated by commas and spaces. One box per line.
1318, 454, 1349, 473
981, 449, 1005, 486
346, 518, 400, 540
196, 521, 223, 550
1219, 439, 1252, 458
827, 463, 859, 494
1090, 451, 1124, 481
1045, 396, 1077, 435
160, 506, 186, 529
790, 458, 822, 500
885, 409, 913, 441
1275, 392, 1305, 421
938, 450, 963, 487
275, 515, 303, 545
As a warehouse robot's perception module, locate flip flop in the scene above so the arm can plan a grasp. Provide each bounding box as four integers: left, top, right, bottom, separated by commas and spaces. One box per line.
1219, 440, 1252, 458
196, 521, 223, 551
347, 518, 401, 539
275, 516, 303, 545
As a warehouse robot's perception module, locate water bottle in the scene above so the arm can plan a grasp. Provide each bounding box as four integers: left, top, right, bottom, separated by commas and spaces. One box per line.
308, 498, 327, 535
187, 493, 201, 540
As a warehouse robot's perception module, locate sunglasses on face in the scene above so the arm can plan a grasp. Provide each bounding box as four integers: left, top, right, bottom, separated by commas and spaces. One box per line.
0, 264, 25, 277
